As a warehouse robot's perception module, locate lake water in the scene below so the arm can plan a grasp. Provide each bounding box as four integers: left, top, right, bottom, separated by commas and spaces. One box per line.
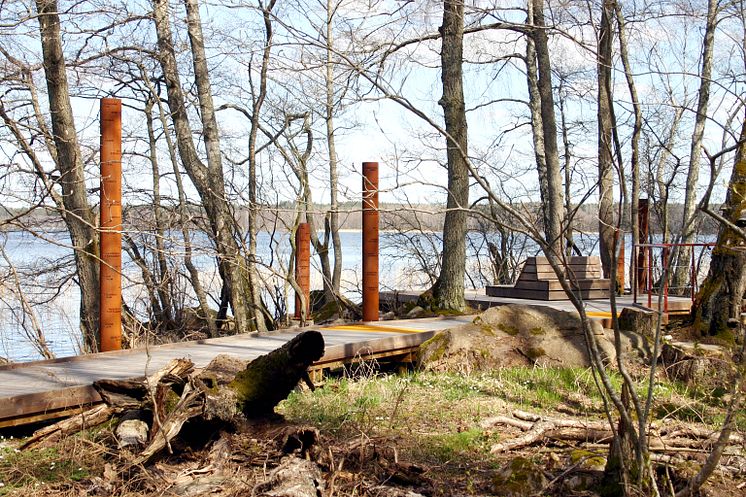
0, 229, 713, 362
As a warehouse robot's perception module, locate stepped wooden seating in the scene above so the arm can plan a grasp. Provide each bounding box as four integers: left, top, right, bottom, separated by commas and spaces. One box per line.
486, 256, 610, 301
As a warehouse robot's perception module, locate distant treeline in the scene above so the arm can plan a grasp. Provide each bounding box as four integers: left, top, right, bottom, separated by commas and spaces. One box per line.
0, 201, 719, 235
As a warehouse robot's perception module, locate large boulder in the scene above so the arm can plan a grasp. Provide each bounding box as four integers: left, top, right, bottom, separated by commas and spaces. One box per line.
417, 305, 617, 372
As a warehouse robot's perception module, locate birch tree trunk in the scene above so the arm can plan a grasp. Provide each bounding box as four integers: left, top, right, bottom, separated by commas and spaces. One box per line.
34, 0, 100, 351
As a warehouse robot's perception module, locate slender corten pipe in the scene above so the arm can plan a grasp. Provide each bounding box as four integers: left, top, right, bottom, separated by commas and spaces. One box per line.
636, 198, 649, 294
362, 162, 379, 322
294, 222, 311, 320
100, 98, 122, 352
616, 236, 625, 293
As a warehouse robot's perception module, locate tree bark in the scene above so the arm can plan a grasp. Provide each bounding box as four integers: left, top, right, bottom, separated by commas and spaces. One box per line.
228, 330, 325, 416
615, 4, 643, 288
694, 117, 746, 336
326, 0, 343, 300
597, 0, 616, 279
529, 0, 565, 257
674, 0, 720, 291
432, 0, 469, 311
35, 0, 100, 352
151, 0, 265, 332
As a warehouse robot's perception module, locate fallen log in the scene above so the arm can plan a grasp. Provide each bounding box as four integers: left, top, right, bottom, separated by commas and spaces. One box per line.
228, 330, 325, 417
482, 410, 744, 454
24, 331, 326, 464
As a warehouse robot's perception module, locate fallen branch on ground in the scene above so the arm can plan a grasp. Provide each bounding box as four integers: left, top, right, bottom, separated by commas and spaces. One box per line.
481, 410, 745, 455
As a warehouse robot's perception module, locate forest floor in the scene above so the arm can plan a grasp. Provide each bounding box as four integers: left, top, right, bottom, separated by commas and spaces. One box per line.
1, 358, 744, 496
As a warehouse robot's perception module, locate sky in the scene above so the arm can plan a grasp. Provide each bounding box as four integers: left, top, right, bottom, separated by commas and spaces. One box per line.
1, 0, 743, 215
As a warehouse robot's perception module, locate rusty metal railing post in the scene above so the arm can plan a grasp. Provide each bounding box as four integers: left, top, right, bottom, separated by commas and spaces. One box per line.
616, 233, 625, 293
362, 162, 379, 322
636, 198, 649, 295
691, 248, 696, 302
100, 98, 122, 352
647, 246, 653, 309
662, 245, 670, 313
294, 222, 311, 321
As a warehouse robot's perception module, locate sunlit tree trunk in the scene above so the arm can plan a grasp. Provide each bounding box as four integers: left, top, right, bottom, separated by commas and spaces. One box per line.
674, 0, 720, 291
152, 0, 264, 332
597, 0, 615, 278
432, 0, 468, 311
325, 0, 343, 300
694, 117, 746, 337
529, 0, 564, 257
34, 0, 100, 351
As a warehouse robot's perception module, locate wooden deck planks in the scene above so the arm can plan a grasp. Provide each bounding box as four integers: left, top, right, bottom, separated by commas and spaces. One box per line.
0, 317, 469, 428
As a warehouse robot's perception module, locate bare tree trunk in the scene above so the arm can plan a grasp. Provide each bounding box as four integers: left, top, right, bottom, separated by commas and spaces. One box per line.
674, 0, 720, 291
140, 65, 217, 337
694, 117, 746, 336
35, 0, 100, 352
152, 0, 262, 332
432, 0, 468, 311
615, 4, 642, 287
245, 0, 278, 331
526, 1, 550, 238
325, 0, 343, 299
597, 0, 615, 279
557, 76, 579, 256
530, 0, 564, 257
144, 100, 174, 326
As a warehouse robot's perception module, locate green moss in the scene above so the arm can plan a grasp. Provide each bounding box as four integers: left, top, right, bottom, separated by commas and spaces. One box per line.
525, 346, 546, 359
529, 327, 545, 335
312, 300, 340, 322
418, 333, 450, 364
480, 325, 496, 336
497, 323, 519, 336
570, 448, 606, 469
164, 389, 181, 414
492, 457, 545, 496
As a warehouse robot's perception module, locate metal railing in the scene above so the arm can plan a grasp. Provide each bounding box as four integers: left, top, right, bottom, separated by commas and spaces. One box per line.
633, 242, 716, 312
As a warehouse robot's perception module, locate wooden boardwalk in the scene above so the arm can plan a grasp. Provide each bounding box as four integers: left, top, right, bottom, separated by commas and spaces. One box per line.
381, 291, 693, 319
0, 316, 471, 428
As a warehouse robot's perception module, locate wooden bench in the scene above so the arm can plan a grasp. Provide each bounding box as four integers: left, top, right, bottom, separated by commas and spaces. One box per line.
486, 256, 610, 301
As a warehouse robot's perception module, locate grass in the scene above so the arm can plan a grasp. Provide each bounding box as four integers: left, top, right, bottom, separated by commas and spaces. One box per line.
2, 365, 742, 496
0, 444, 91, 495
280, 365, 746, 464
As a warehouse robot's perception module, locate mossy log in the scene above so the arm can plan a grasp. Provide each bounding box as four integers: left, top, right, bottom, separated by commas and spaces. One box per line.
229, 330, 325, 417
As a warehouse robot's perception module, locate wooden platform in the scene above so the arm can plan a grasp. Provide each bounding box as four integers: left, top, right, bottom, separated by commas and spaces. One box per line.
0, 317, 471, 429
486, 256, 611, 300
381, 290, 693, 323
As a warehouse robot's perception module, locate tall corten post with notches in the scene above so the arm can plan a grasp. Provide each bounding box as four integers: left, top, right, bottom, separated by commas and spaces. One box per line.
294, 222, 311, 320
100, 98, 122, 351
362, 162, 379, 321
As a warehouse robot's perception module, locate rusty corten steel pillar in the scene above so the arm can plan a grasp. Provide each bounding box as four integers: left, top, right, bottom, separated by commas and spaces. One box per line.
636, 198, 649, 294
362, 162, 379, 322
294, 222, 311, 320
100, 98, 122, 352
616, 236, 625, 293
